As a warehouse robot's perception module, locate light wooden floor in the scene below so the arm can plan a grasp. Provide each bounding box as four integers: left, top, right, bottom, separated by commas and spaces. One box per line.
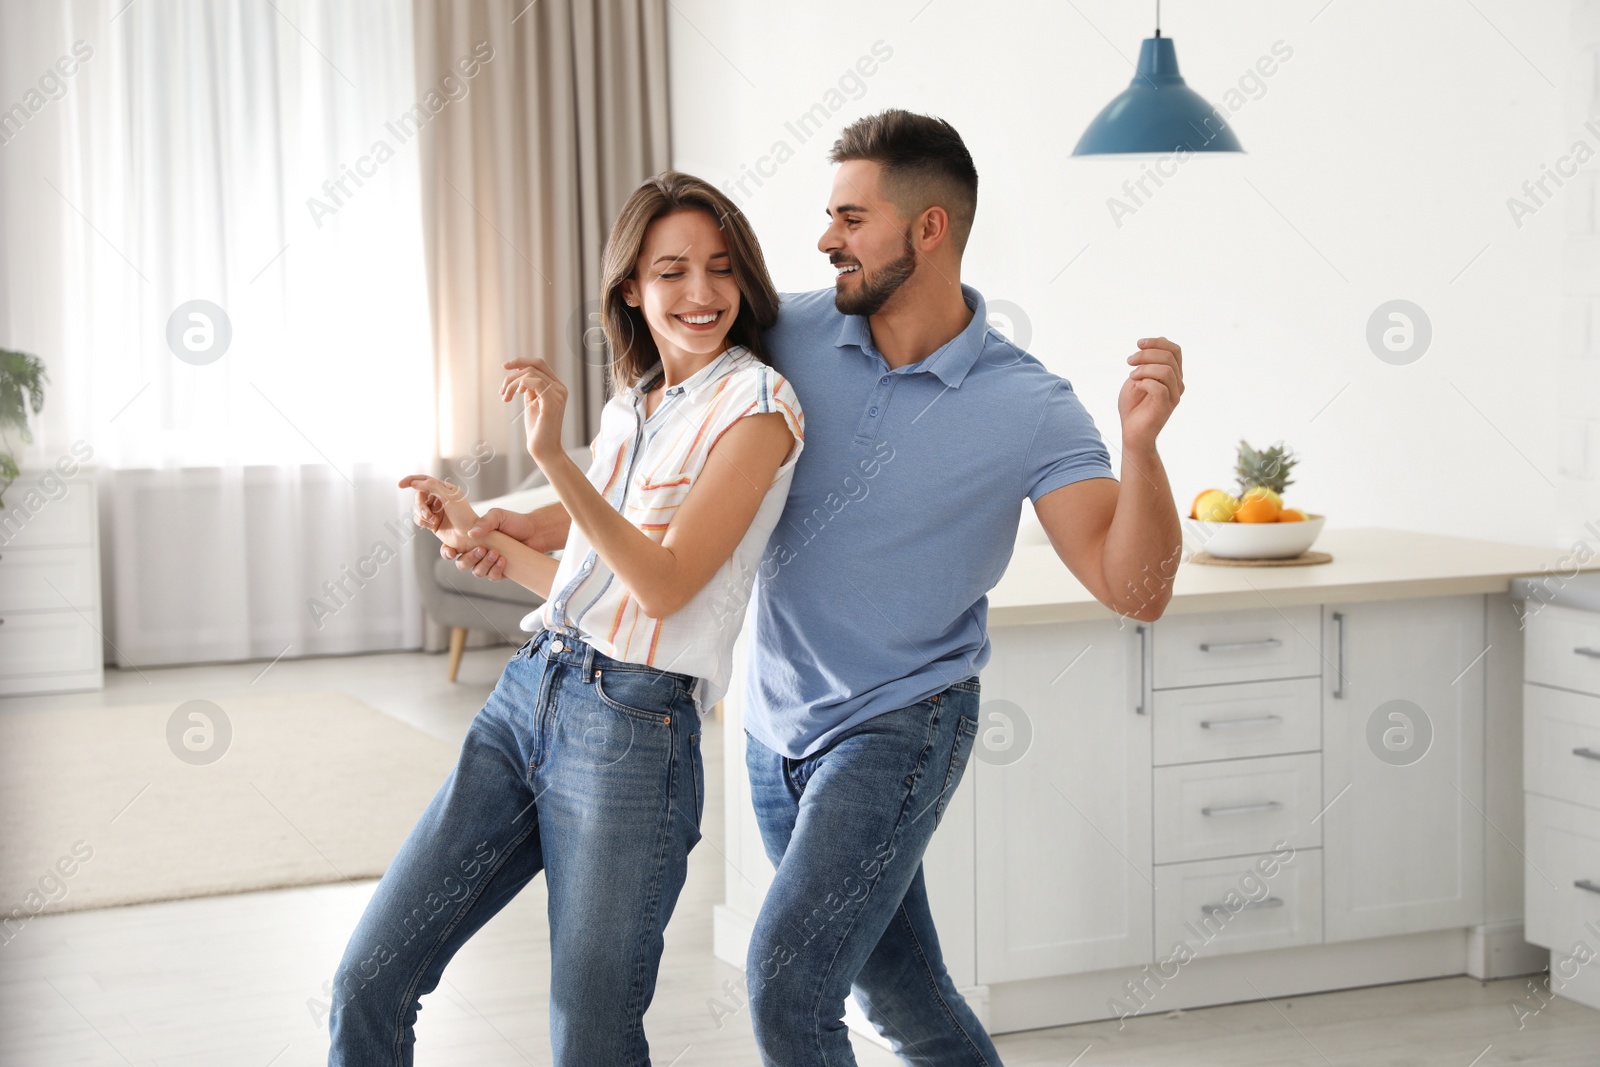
2, 646, 1598, 1065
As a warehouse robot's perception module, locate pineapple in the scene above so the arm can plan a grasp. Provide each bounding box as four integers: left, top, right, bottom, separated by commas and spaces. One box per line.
1234, 439, 1297, 499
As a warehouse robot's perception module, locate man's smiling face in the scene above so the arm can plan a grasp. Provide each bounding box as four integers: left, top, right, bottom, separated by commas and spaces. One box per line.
818, 160, 917, 317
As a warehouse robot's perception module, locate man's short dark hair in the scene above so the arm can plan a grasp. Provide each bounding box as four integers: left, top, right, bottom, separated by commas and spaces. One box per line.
828, 109, 979, 255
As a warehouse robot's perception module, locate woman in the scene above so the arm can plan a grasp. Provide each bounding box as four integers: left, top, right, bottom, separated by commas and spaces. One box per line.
328, 171, 803, 1065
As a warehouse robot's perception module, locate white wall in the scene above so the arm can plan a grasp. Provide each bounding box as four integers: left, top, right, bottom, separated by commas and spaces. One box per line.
666, 0, 1582, 550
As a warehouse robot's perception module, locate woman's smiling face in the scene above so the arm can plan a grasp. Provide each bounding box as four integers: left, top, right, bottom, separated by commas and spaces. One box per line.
622, 208, 743, 364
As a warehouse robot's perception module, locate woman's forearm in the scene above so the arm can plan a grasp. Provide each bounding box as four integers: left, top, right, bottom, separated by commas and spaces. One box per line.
477, 530, 560, 600
539, 451, 682, 616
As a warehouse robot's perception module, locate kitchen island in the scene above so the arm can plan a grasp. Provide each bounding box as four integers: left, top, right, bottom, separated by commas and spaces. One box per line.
712, 526, 1600, 1033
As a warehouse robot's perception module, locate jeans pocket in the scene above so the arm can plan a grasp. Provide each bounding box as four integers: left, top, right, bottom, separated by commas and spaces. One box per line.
690, 731, 705, 828
592, 667, 678, 724
934, 712, 980, 827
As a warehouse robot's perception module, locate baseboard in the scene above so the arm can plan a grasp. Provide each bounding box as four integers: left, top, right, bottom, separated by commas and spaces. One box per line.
988, 929, 1470, 1033
1467, 920, 1548, 980
718, 904, 1515, 1034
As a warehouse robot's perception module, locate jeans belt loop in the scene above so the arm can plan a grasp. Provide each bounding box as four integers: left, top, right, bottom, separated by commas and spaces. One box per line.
581, 639, 596, 681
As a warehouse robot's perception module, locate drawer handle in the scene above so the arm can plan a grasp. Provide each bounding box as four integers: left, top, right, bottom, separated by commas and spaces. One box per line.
1136, 624, 1147, 716
1577, 879, 1600, 896
1201, 800, 1282, 817
1332, 611, 1346, 699
1576, 647, 1600, 660
1202, 896, 1284, 916
1200, 714, 1284, 730
1198, 637, 1282, 652
1574, 747, 1600, 762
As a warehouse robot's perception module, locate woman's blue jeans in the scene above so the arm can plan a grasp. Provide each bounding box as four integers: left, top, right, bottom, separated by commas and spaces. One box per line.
328, 627, 704, 1066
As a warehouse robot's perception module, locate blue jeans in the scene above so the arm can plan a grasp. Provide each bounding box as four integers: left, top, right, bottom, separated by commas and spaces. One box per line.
745, 678, 1001, 1065
328, 628, 704, 1066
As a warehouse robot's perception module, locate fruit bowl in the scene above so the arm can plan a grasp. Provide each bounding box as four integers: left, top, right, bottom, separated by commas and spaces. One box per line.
1188, 512, 1325, 560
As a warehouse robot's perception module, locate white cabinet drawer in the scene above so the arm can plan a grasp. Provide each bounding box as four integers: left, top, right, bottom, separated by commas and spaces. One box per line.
0, 546, 98, 611
0, 481, 96, 548
1153, 606, 1321, 689
1153, 677, 1320, 765
0, 609, 101, 677
1524, 794, 1600, 956
1525, 604, 1600, 699
1525, 683, 1600, 812
1154, 847, 1322, 959
1154, 752, 1321, 864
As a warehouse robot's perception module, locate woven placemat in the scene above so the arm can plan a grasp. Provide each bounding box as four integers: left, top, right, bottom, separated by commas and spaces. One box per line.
1188, 550, 1333, 567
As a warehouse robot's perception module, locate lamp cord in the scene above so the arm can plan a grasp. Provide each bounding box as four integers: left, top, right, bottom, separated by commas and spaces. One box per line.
1155, 0, 1161, 37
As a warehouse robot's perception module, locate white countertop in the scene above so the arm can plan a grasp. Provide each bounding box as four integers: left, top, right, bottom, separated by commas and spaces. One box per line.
989, 527, 1600, 626
469, 483, 1599, 627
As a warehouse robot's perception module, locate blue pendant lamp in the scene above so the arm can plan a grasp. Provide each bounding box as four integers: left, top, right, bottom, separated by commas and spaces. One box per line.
1072, 1, 1242, 156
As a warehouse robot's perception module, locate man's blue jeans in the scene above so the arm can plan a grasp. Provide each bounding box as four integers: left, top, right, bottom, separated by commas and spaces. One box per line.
328, 627, 704, 1066
745, 677, 1002, 1065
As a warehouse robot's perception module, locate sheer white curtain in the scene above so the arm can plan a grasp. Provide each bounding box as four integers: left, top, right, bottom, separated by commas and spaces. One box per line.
1, 0, 436, 665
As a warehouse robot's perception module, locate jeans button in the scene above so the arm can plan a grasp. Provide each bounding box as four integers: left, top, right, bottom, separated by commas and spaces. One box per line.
550, 639, 566, 653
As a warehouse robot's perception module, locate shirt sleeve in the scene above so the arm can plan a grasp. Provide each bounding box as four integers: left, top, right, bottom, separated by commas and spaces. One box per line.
705, 362, 806, 481
1024, 377, 1116, 504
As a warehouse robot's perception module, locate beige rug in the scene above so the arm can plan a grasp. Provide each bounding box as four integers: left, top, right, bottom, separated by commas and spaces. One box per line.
0, 692, 459, 918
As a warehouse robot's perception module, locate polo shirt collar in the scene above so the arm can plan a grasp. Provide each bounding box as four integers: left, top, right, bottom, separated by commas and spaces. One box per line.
833, 283, 990, 389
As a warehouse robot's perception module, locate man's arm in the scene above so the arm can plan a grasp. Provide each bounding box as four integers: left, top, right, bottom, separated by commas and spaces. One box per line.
475, 501, 570, 553
1034, 454, 1181, 622
408, 480, 569, 592
440, 501, 572, 580
1033, 336, 1185, 622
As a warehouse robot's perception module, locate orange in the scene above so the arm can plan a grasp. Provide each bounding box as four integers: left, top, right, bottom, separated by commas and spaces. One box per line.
1278, 508, 1307, 522
1234, 490, 1282, 523
1190, 488, 1220, 520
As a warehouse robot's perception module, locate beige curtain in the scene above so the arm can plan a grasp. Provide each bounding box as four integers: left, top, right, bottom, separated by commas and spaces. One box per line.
412, 0, 671, 499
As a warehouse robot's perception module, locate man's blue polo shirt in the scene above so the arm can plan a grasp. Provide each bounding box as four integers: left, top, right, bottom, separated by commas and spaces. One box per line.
745, 284, 1118, 758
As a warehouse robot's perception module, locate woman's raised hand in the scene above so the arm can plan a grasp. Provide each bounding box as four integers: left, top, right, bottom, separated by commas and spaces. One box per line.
399, 474, 481, 551
501, 357, 567, 464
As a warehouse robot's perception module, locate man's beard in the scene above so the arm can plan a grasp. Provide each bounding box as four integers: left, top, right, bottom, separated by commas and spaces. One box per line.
834, 238, 916, 316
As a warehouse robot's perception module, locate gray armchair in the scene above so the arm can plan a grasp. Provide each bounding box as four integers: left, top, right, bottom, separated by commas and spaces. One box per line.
413, 446, 589, 680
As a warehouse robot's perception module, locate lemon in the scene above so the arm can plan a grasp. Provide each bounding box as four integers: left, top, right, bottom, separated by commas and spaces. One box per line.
1195, 490, 1239, 522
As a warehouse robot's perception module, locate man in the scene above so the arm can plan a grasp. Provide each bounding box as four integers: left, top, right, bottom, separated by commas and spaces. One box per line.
443, 109, 1183, 1064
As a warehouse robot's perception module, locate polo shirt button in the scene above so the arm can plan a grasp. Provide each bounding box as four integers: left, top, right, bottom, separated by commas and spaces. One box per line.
869, 407, 878, 416
880, 376, 889, 384
550, 639, 566, 653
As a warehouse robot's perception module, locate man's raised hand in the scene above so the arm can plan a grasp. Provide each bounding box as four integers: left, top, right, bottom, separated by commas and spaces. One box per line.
1120, 336, 1184, 452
